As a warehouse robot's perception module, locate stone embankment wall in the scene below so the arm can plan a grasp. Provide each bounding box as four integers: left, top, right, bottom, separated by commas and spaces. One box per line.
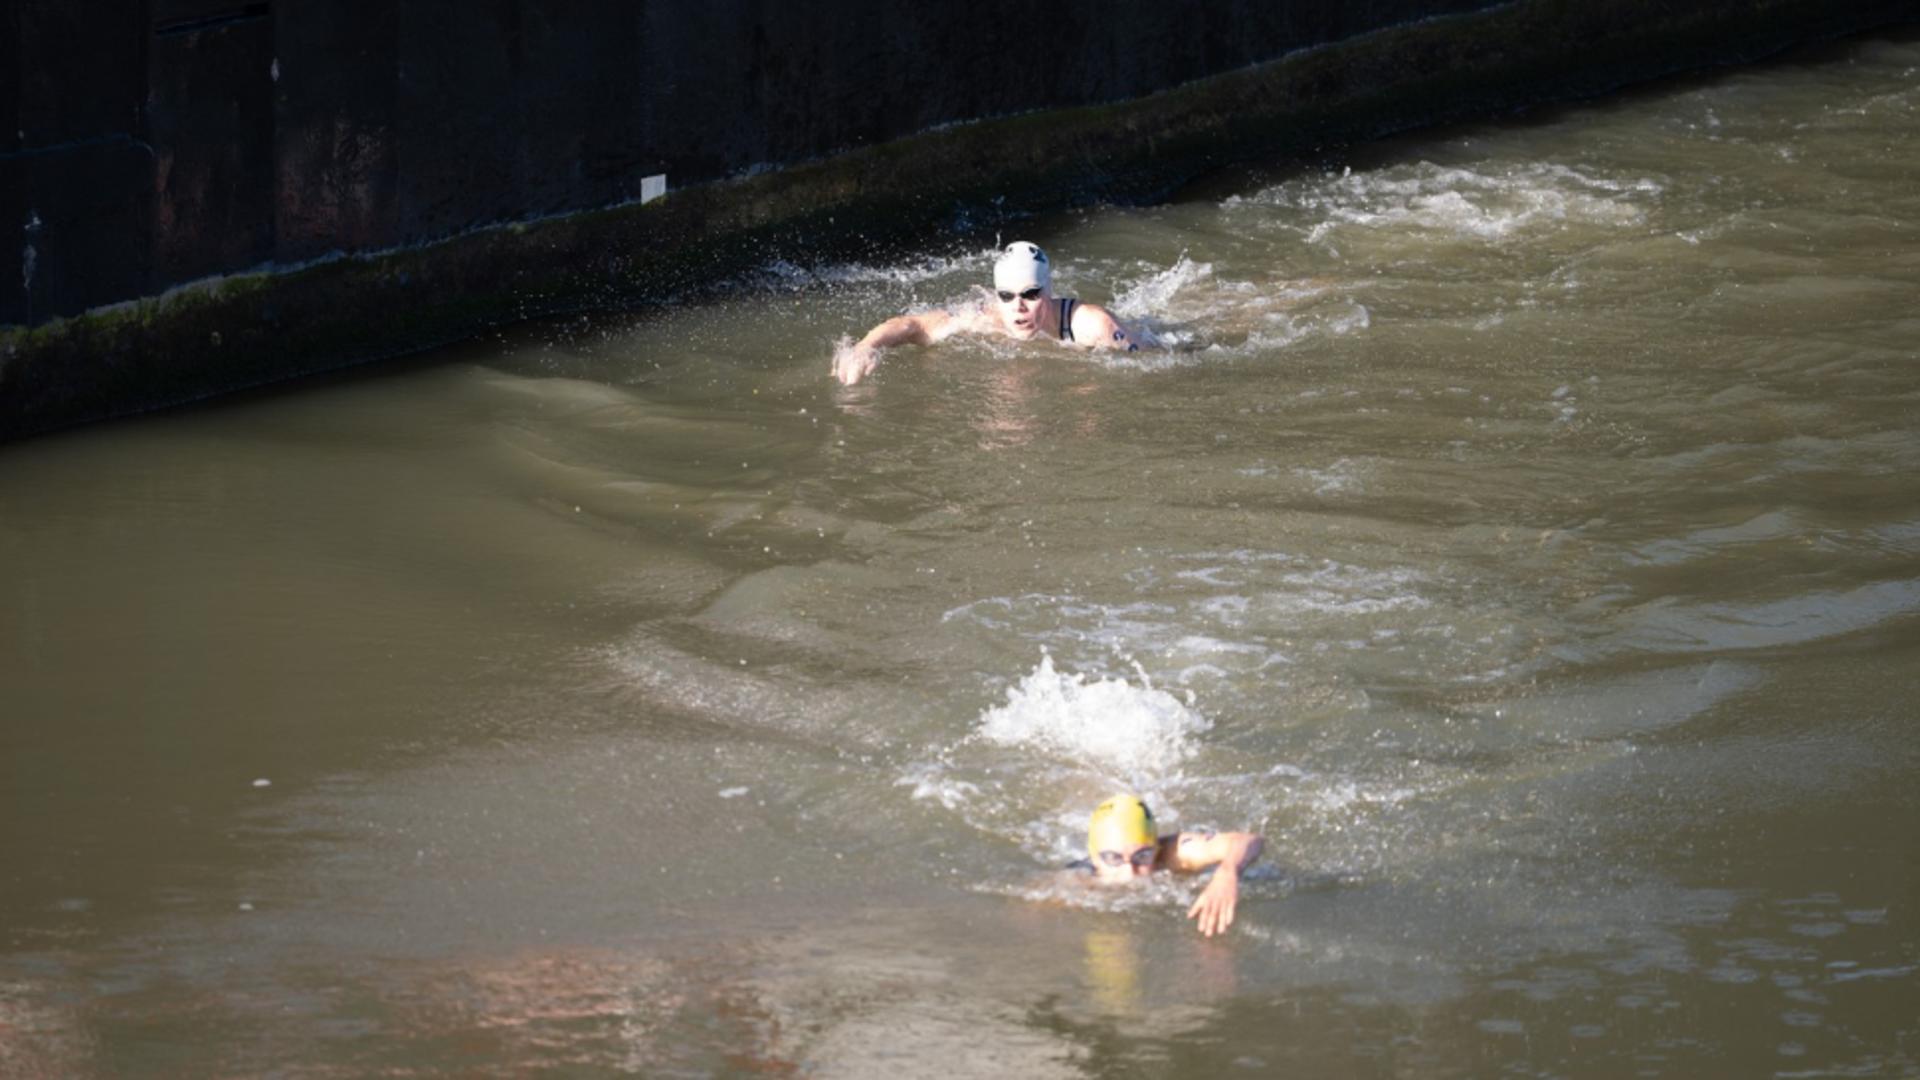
3, 0, 1914, 439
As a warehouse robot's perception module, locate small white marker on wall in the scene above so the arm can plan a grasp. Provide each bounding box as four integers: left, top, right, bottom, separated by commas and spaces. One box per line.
640, 174, 667, 205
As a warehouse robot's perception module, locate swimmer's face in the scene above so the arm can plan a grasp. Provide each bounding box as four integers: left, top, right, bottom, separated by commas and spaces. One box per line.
1092, 842, 1158, 885
993, 284, 1047, 340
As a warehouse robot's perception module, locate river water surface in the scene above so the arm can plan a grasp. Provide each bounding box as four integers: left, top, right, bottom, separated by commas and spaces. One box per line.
4, 30, 1918, 1079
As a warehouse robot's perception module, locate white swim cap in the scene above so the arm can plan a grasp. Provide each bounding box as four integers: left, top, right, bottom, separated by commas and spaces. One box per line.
993, 241, 1051, 293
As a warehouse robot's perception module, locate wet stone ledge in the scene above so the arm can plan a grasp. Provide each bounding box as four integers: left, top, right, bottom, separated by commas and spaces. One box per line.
2, 0, 1915, 441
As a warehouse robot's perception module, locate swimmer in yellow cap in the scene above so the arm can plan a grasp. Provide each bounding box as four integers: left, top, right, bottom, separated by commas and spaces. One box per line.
1074, 794, 1265, 937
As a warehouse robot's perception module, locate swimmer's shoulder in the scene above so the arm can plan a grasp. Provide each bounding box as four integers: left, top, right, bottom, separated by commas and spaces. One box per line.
1067, 301, 1144, 353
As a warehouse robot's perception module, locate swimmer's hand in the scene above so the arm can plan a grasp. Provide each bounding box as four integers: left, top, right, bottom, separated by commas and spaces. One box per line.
1187, 871, 1241, 937
833, 341, 880, 385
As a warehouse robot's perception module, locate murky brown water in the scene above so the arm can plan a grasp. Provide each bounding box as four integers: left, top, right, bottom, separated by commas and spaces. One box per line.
4, 30, 1918, 1078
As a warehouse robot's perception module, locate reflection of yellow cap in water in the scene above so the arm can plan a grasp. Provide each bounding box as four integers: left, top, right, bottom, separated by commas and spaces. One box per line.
1088, 794, 1157, 858
1083, 929, 1144, 1015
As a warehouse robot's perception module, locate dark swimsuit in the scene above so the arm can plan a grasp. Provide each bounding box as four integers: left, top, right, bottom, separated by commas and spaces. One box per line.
1057, 298, 1078, 342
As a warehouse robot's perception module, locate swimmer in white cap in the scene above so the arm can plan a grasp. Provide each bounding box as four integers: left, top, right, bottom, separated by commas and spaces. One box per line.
1073, 794, 1266, 937
833, 241, 1147, 385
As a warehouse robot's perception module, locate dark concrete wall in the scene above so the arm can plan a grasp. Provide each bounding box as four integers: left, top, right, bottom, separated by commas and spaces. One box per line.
3, 0, 1918, 440
5, 0, 1513, 328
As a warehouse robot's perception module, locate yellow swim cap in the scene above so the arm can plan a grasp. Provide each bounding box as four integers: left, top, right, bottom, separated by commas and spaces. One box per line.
1088, 794, 1157, 858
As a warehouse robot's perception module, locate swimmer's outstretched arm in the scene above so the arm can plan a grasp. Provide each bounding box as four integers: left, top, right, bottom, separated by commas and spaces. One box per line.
834, 309, 968, 385
1167, 829, 1265, 937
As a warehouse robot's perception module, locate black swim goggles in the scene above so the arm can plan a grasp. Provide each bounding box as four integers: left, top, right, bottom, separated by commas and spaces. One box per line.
1096, 845, 1158, 869
996, 287, 1044, 303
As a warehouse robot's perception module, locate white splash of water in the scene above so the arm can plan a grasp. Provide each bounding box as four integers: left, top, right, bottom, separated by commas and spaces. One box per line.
754, 243, 1011, 295
1096, 254, 1371, 362
976, 652, 1211, 777
1110, 254, 1213, 322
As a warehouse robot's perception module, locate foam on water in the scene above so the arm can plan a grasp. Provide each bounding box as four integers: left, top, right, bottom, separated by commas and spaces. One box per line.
896, 765, 981, 812
1233, 302, 1370, 354
1227, 160, 1663, 248
936, 549, 1453, 698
